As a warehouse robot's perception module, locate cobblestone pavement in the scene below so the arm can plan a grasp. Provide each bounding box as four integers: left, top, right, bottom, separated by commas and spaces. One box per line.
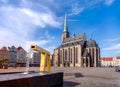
0, 67, 120, 87
51, 67, 120, 87
0, 67, 40, 73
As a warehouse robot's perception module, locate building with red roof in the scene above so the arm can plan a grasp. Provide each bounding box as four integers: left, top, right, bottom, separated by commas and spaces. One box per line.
101, 57, 120, 67
0, 46, 9, 59
16, 46, 27, 67
100, 57, 113, 67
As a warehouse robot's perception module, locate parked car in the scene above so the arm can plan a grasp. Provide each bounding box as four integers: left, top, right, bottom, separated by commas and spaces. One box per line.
115, 66, 120, 72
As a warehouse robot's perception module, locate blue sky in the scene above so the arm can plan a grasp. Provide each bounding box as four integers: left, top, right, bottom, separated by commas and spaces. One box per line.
0, 0, 120, 57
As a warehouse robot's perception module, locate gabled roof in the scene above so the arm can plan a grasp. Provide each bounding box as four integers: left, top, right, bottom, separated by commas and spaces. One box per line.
101, 57, 113, 61
86, 38, 98, 47
17, 46, 26, 52
83, 51, 89, 57
0, 46, 9, 51
17, 46, 23, 50
62, 33, 86, 43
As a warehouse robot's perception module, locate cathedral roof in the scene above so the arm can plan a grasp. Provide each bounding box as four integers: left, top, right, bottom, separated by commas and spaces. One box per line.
60, 40, 85, 48
83, 51, 89, 57
86, 38, 98, 47
62, 33, 86, 43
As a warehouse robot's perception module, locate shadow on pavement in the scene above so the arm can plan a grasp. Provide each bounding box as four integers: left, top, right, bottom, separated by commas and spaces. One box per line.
64, 72, 83, 77
63, 81, 80, 87
74, 73, 83, 78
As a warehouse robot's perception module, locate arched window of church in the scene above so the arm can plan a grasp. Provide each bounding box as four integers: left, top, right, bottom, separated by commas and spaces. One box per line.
60, 50, 62, 64
68, 48, 70, 62
63, 49, 64, 62
71, 48, 72, 63
89, 48, 91, 55
92, 48, 94, 63
96, 48, 98, 63
76, 47, 78, 63
65, 49, 67, 61
74, 47, 75, 62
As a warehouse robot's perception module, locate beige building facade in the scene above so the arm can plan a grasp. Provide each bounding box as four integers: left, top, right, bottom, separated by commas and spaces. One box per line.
115, 57, 120, 66
100, 57, 113, 67
101, 57, 120, 67
17, 46, 27, 67
53, 14, 100, 67
29, 51, 40, 67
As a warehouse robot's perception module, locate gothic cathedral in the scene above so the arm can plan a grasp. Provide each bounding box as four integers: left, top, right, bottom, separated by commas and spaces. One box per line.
53, 14, 100, 67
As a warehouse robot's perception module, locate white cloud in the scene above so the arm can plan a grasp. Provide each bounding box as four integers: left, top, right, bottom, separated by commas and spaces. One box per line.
104, 0, 115, 6
0, 28, 26, 49
101, 43, 120, 57
102, 43, 120, 51
21, 8, 60, 28
0, 6, 60, 29
101, 37, 120, 57
0, 4, 60, 53
69, 2, 85, 16
104, 37, 120, 42
69, 0, 102, 16
0, 27, 56, 53
69, 0, 115, 16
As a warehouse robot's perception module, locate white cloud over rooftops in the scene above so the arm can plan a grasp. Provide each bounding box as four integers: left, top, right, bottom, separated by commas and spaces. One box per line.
0, 3, 61, 52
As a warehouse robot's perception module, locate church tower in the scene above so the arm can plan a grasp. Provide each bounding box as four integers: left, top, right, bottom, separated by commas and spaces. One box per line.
62, 13, 70, 42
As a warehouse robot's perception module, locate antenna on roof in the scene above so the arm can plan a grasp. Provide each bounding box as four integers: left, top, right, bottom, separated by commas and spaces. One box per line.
73, 32, 75, 37
90, 33, 92, 40
83, 32, 86, 40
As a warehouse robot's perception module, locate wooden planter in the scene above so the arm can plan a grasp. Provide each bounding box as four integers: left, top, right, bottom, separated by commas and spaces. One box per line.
0, 64, 3, 69
0, 63, 8, 69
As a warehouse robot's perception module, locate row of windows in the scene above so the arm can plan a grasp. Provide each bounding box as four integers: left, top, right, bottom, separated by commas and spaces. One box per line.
86, 48, 100, 64
59, 47, 78, 64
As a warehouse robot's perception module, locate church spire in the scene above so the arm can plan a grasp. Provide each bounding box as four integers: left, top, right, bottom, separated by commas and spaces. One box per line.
64, 13, 68, 32
62, 13, 70, 42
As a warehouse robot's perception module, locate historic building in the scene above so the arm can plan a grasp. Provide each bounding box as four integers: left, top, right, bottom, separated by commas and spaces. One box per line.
101, 57, 120, 67
9, 46, 17, 67
0, 47, 9, 59
0, 46, 41, 67
0, 47, 9, 69
115, 57, 120, 66
53, 14, 100, 67
29, 51, 40, 67
100, 57, 113, 67
17, 46, 27, 67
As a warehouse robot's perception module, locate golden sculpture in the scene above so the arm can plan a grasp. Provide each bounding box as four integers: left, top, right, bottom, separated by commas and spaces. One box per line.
30, 45, 50, 72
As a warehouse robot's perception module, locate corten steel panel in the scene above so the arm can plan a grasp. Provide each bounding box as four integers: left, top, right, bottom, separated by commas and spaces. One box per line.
0, 72, 63, 87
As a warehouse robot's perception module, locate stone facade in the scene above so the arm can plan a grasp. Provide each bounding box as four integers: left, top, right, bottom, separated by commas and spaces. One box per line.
29, 51, 40, 67
0, 46, 27, 67
115, 57, 120, 66
0, 47, 9, 59
0, 46, 40, 67
53, 14, 100, 67
17, 46, 27, 67
101, 57, 120, 67
9, 46, 17, 67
